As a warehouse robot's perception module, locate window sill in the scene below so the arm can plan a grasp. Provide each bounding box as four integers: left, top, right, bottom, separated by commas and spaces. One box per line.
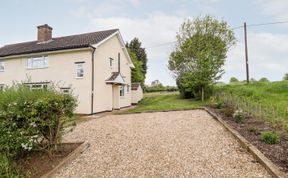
26, 67, 49, 70
76, 77, 84, 79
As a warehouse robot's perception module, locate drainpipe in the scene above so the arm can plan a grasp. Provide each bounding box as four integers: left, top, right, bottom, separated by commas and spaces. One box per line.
118, 52, 120, 73
90, 45, 96, 115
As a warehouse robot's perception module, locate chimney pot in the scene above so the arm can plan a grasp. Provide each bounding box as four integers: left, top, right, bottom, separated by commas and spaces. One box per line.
37, 24, 53, 43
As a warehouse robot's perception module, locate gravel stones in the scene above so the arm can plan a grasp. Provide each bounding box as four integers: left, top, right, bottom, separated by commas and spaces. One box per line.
53, 110, 271, 178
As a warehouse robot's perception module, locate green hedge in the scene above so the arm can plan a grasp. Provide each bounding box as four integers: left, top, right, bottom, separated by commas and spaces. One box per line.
0, 83, 77, 159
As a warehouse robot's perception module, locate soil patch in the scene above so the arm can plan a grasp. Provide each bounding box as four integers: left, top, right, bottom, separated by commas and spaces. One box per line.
16, 143, 81, 178
209, 107, 288, 174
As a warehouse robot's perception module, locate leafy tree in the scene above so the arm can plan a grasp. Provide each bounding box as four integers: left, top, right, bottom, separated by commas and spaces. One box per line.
230, 77, 239, 83
259, 77, 269, 82
127, 49, 144, 84
126, 38, 148, 83
168, 15, 236, 100
283, 73, 288, 80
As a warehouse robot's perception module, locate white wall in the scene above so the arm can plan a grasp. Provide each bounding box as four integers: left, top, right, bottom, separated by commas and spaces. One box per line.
0, 49, 93, 114
131, 86, 143, 104
93, 34, 132, 112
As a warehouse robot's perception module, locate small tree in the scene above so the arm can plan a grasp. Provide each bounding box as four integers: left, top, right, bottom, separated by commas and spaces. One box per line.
229, 77, 239, 83
283, 73, 288, 81
127, 49, 144, 84
169, 15, 236, 100
126, 38, 148, 86
259, 77, 269, 82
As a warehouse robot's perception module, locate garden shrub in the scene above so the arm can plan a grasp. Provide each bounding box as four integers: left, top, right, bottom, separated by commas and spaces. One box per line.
209, 96, 224, 109
0, 83, 77, 158
233, 109, 245, 123
0, 154, 19, 178
248, 127, 257, 134
261, 131, 279, 144
223, 106, 234, 117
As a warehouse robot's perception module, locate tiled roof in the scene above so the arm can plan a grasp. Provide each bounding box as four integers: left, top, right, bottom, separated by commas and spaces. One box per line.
106, 72, 125, 85
0, 29, 118, 57
106, 72, 120, 81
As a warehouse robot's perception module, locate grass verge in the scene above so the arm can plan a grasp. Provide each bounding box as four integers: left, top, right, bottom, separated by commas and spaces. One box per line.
123, 92, 206, 113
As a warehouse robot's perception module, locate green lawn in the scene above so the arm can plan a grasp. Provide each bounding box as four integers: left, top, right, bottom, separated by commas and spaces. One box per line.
124, 92, 206, 113
216, 81, 288, 112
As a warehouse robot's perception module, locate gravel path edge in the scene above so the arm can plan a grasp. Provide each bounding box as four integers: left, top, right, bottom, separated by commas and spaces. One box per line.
41, 141, 90, 178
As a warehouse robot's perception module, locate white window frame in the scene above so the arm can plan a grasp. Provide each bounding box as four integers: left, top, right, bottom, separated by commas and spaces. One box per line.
120, 85, 125, 96
75, 62, 84, 79
60, 87, 71, 94
0, 61, 5, 72
109, 57, 113, 67
127, 84, 130, 93
27, 56, 49, 69
25, 82, 49, 91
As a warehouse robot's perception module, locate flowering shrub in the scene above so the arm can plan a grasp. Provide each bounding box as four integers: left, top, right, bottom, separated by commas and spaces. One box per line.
0, 84, 77, 158
233, 109, 245, 123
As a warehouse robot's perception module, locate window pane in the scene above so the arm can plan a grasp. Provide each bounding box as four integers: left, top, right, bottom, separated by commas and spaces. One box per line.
27, 59, 32, 68
76, 63, 84, 78
0, 62, 4, 71
27, 56, 48, 69
120, 86, 125, 96
61, 88, 71, 94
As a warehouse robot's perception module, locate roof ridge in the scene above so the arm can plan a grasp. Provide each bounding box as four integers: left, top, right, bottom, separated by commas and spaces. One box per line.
2, 28, 119, 47
52, 28, 119, 40
0, 28, 120, 57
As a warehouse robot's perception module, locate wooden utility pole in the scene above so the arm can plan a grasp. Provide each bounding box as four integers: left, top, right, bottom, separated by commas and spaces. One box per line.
244, 22, 250, 84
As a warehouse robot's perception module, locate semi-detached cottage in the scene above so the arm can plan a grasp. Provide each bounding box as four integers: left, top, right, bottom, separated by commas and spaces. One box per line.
0, 24, 142, 114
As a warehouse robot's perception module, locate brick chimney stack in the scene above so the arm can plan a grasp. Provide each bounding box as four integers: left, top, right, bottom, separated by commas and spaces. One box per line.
37, 24, 53, 43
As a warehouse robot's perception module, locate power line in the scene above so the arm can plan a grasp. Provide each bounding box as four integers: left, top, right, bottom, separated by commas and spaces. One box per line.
144, 20, 288, 49
232, 20, 288, 30
146, 41, 176, 49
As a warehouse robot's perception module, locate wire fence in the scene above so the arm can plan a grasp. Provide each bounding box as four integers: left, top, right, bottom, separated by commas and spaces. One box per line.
215, 92, 288, 132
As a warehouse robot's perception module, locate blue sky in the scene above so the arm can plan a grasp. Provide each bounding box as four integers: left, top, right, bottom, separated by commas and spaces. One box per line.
1, 0, 288, 85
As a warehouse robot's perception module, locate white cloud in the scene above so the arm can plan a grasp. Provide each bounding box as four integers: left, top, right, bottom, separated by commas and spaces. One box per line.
224, 32, 288, 82
255, 0, 288, 18
69, 0, 288, 85
89, 13, 184, 85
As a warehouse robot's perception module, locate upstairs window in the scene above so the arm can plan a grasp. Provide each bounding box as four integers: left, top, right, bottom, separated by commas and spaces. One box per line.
0, 61, 4, 71
75, 62, 84, 78
120, 85, 125, 96
27, 56, 48, 69
109, 58, 113, 67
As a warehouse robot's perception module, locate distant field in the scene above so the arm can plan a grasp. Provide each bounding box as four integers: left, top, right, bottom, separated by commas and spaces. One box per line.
125, 92, 205, 113
216, 81, 288, 111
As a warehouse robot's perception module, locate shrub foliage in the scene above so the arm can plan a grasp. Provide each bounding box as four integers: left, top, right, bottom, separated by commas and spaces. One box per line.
261, 131, 279, 144
0, 84, 77, 158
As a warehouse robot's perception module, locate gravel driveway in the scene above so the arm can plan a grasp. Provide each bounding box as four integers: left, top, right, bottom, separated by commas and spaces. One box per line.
53, 110, 271, 177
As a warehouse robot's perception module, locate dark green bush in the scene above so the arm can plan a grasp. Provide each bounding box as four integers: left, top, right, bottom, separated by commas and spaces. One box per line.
0, 84, 77, 158
261, 131, 279, 144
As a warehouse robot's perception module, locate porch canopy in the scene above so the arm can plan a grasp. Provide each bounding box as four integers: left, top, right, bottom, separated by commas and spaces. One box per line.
106, 72, 125, 85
